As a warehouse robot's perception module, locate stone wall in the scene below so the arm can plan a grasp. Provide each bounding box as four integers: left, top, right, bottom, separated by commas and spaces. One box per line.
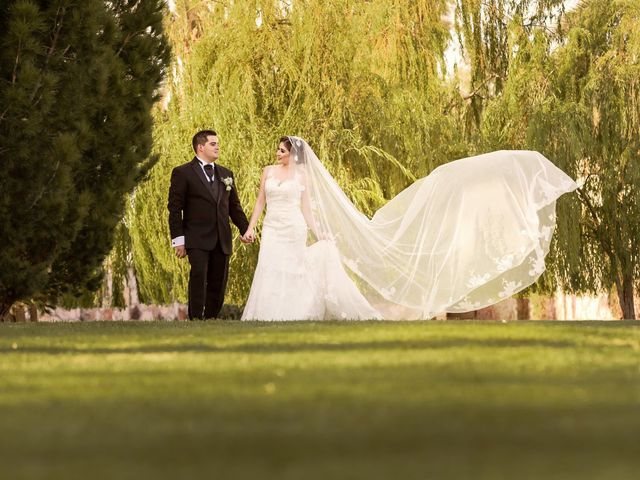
1, 293, 635, 322
38, 303, 189, 322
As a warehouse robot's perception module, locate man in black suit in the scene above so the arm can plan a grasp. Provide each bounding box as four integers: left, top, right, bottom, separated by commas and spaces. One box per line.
168, 130, 251, 320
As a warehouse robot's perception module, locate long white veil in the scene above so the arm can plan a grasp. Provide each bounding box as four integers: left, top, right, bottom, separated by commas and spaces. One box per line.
288, 137, 577, 320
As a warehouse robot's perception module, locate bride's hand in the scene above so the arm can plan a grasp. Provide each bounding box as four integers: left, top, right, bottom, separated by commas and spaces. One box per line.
315, 231, 332, 241
241, 228, 255, 243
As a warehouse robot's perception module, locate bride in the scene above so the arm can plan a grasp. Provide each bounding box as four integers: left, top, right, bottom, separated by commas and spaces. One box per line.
240, 136, 577, 321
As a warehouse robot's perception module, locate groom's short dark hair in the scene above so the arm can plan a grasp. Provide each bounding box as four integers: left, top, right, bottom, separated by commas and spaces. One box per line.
192, 130, 217, 153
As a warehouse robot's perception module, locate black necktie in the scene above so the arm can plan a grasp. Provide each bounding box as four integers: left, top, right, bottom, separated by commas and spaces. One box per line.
203, 163, 219, 199
203, 163, 214, 183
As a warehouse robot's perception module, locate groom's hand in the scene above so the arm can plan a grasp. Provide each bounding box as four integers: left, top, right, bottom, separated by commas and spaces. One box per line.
240, 229, 255, 243
174, 245, 187, 258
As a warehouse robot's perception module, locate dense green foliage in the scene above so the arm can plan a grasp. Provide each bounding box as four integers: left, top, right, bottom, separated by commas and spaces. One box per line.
2, 1, 637, 317
542, 0, 640, 320
0, 0, 169, 315
1, 320, 639, 478
453, 0, 567, 137
470, 0, 640, 318
129, 0, 465, 306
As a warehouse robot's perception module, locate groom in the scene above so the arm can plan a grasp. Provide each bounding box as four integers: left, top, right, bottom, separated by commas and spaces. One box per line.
168, 130, 251, 320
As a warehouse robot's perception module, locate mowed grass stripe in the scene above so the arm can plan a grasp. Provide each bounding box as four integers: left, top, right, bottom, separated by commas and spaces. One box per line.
0, 321, 639, 480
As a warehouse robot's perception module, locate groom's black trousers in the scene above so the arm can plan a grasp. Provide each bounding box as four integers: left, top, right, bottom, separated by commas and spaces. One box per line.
186, 243, 229, 320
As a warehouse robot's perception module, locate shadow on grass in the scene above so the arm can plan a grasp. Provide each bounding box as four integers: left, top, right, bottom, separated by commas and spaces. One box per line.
1, 337, 578, 355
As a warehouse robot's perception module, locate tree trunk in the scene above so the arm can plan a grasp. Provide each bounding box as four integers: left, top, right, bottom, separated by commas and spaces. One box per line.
0, 298, 16, 320
102, 262, 113, 308
14, 305, 26, 322
615, 273, 636, 320
516, 297, 530, 320
124, 266, 139, 307
28, 303, 38, 322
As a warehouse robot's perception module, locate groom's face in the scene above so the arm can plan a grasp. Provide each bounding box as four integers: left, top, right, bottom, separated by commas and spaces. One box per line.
199, 135, 220, 162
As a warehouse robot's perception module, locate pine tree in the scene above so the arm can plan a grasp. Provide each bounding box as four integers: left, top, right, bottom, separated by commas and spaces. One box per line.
0, 0, 169, 316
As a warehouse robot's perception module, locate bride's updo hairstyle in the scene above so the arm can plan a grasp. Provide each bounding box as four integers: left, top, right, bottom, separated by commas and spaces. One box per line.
281, 136, 306, 164
279, 136, 292, 152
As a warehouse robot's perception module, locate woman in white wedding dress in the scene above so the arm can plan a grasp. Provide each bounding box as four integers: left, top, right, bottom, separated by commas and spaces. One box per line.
241, 137, 382, 320
241, 136, 577, 321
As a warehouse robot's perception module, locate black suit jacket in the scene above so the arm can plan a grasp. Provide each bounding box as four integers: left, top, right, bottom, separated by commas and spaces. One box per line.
168, 157, 249, 254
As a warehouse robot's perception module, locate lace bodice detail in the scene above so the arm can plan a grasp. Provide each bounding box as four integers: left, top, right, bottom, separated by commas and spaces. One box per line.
263, 170, 306, 229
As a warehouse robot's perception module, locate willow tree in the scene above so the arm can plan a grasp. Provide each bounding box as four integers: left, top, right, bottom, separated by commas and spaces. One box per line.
0, 0, 169, 315
453, 0, 567, 141
128, 0, 462, 305
546, 0, 639, 319
479, 0, 640, 319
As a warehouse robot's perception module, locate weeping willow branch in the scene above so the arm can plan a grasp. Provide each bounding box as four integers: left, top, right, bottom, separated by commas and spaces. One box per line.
126, 0, 461, 305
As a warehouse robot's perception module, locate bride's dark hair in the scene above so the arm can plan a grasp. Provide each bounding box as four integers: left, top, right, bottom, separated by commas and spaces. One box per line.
280, 136, 306, 164
279, 136, 292, 151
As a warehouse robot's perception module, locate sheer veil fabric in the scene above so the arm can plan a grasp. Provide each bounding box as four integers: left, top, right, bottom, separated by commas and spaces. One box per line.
284, 137, 577, 320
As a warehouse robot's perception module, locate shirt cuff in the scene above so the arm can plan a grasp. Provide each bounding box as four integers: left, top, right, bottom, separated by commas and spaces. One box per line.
171, 236, 185, 247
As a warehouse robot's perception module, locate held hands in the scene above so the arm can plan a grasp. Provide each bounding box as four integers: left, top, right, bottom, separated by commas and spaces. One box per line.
240, 228, 256, 244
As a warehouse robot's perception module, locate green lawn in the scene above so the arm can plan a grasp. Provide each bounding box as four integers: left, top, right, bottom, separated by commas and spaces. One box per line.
1, 321, 639, 480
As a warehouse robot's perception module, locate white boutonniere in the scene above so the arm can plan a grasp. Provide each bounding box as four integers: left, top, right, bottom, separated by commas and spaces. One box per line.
221, 177, 233, 191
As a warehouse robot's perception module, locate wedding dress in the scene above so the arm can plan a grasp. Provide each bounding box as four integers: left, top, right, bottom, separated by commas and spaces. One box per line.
241, 138, 577, 321
241, 168, 383, 320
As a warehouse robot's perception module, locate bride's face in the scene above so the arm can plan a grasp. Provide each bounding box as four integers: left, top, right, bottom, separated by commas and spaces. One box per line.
276, 142, 290, 166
